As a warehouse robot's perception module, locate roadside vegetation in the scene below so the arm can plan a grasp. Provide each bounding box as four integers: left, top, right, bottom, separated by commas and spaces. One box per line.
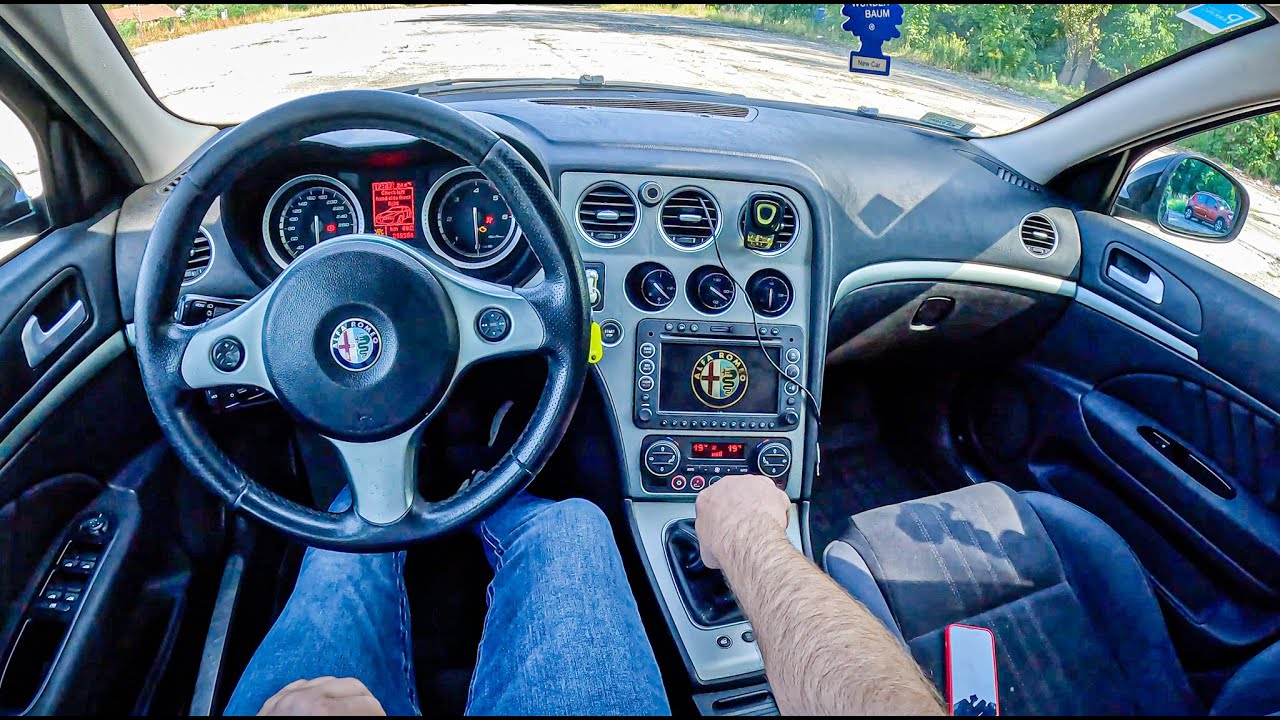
106, 4, 418, 47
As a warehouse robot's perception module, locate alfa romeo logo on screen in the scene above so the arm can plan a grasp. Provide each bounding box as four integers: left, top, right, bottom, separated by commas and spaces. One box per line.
691, 350, 749, 409
329, 318, 382, 372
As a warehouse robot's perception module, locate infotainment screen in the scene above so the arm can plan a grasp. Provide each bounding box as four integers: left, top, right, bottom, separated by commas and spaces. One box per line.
658, 342, 780, 414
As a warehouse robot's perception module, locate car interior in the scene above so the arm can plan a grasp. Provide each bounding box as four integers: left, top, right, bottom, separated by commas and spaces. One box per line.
2, 3, 1280, 716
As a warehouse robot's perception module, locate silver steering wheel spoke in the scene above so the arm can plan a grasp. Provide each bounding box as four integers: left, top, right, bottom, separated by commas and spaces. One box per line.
324, 422, 424, 525
406, 243, 548, 380
178, 288, 277, 395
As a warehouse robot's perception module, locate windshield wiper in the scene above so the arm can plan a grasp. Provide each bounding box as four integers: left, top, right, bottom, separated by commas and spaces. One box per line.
394, 75, 742, 99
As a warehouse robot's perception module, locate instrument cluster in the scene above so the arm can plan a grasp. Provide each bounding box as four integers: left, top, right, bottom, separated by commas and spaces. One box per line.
221, 138, 538, 285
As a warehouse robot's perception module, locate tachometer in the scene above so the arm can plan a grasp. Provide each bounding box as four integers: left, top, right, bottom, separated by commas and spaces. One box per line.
423, 167, 521, 269
262, 174, 364, 269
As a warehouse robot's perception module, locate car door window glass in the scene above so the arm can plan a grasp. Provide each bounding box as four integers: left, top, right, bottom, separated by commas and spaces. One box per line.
1114, 114, 1279, 300
0, 100, 44, 257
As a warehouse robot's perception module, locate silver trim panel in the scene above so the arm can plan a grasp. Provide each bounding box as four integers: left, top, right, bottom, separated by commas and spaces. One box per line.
0, 332, 127, 466
1075, 286, 1197, 359
832, 260, 1077, 309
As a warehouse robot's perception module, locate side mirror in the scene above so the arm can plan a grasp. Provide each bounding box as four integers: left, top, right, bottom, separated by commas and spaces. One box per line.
1116, 152, 1248, 243
0, 160, 32, 223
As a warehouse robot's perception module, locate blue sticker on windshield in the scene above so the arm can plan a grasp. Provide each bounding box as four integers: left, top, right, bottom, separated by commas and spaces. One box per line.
1177, 4, 1262, 34
842, 4, 904, 76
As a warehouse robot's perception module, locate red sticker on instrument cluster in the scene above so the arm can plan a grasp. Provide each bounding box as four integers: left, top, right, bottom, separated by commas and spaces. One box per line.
371, 180, 416, 240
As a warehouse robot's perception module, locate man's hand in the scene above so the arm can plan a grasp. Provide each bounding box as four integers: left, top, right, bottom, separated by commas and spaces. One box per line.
258, 677, 386, 716
694, 474, 789, 569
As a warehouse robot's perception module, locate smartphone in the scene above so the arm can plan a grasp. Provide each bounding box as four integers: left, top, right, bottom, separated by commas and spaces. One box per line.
945, 624, 999, 716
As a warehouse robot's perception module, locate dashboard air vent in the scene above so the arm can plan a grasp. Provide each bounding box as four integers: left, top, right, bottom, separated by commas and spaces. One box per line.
1020, 213, 1058, 258
531, 97, 750, 119
577, 182, 638, 246
183, 228, 214, 284
739, 197, 798, 255
157, 167, 191, 195
660, 188, 720, 250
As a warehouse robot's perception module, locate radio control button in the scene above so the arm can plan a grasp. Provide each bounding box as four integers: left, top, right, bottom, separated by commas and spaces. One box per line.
644, 440, 681, 477
784, 364, 800, 379
677, 323, 687, 332
786, 348, 801, 363
640, 342, 656, 358
638, 407, 653, 423
665, 323, 674, 332
783, 409, 800, 426
786, 382, 799, 395
690, 475, 707, 491
638, 359, 655, 374
771, 327, 780, 336
638, 376, 654, 392
670, 475, 688, 491
691, 324, 699, 332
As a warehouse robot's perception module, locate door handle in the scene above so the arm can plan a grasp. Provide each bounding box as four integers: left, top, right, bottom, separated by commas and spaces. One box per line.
21, 299, 86, 367
1107, 262, 1165, 304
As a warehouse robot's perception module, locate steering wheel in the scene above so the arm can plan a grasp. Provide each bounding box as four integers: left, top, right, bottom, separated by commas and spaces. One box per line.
134, 91, 590, 551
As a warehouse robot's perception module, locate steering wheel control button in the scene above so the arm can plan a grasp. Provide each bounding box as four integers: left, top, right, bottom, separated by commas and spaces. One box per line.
600, 319, 623, 347
644, 439, 681, 477
210, 337, 245, 373
639, 342, 656, 358
330, 318, 383, 371
476, 308, 512, 342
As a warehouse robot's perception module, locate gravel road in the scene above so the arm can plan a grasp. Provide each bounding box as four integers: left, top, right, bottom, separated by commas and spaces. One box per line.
4, 4, 1280, 295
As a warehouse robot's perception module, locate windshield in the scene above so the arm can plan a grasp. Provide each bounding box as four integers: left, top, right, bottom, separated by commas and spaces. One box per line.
109, 4, 1267, 135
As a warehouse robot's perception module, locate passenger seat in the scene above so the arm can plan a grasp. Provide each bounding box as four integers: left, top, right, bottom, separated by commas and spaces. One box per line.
822, 482, 1280, 715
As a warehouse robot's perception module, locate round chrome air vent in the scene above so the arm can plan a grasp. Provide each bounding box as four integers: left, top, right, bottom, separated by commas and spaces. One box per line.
577, 182, 639, 247
182, 228, 214, 285
660, 187, 720, 251
1020, 213, 1058, 258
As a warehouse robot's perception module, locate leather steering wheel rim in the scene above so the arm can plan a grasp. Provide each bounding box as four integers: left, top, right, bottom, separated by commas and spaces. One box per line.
134, 90, 590, 551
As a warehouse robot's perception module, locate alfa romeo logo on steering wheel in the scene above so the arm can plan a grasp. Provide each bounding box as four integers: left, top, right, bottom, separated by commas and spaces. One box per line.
330, 318, 383, 372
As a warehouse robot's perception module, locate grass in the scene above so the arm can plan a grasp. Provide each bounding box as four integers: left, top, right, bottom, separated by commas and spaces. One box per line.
109, 4, 429, 49
599, 4, 1084, 108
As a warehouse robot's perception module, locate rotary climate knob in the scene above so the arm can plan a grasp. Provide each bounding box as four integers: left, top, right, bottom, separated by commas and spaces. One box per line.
644, 439, 681, 478
752, 441, 792, 479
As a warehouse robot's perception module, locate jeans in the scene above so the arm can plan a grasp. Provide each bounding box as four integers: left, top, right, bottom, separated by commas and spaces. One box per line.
225, 491, 670, 716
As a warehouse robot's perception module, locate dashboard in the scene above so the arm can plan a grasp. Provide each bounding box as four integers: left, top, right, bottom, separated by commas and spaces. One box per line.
114, 87, 1083, 687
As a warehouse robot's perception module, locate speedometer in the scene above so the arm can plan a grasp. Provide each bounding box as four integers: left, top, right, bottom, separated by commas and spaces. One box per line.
423, 167, 521, 269
262, 174, 364, 269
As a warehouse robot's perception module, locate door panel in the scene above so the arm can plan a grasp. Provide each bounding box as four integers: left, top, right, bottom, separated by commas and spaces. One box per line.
957, 212, 1280, 668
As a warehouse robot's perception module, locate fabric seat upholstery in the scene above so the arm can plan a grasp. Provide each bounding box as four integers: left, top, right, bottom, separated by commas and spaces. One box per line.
823, 482, 1201, 715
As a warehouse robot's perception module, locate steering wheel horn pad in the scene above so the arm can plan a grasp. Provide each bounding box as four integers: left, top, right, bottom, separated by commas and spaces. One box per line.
133, 90, 590, 550
262, 238, 459, 442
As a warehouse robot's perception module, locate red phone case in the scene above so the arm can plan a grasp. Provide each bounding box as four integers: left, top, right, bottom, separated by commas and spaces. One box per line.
945, 623, 1000, 716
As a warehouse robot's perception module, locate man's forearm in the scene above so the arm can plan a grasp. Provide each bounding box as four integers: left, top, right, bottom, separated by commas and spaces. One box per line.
718, 524, 943, 716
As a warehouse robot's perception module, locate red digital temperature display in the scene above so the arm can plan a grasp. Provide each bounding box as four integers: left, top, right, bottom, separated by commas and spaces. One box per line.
690, 442, 746, 460
371, 180, 416, 240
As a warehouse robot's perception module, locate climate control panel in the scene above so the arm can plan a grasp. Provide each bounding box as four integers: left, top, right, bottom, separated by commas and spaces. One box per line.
640, 435, 792, 494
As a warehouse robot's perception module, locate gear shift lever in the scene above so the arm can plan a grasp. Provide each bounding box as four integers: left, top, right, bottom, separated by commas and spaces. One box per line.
665, 519, 744, 627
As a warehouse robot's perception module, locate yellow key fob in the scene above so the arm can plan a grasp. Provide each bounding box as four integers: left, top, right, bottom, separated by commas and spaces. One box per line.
588, 322, 604, 364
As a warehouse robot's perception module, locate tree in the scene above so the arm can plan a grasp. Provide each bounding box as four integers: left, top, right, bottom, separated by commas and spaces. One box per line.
1057, 4, 1112, 87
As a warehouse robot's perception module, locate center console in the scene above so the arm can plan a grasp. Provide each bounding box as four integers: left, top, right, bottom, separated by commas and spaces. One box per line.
560, 172, 817, 688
